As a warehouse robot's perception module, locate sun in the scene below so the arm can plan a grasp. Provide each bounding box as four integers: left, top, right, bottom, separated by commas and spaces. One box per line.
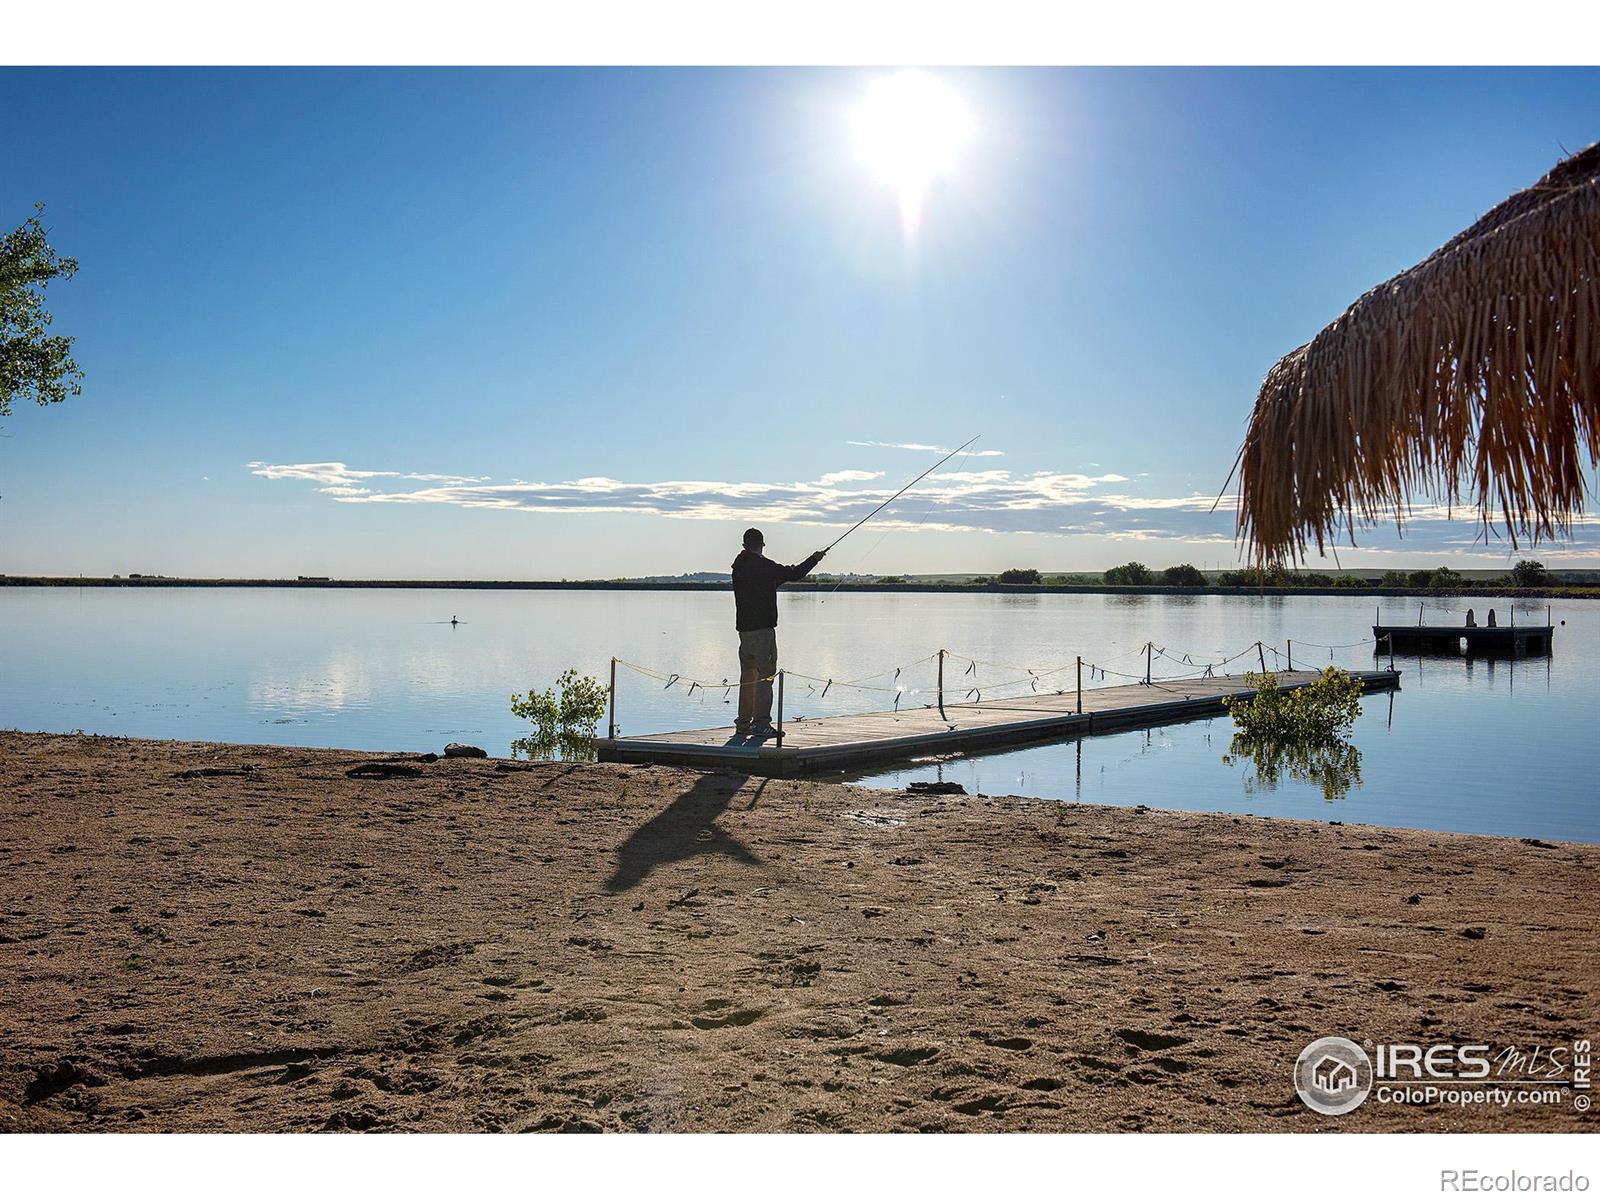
850, 70, 974, 236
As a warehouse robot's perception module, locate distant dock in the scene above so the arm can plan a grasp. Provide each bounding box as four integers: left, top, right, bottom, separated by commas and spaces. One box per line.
596, 667, 1402, 775
1374, 623, 1554, 657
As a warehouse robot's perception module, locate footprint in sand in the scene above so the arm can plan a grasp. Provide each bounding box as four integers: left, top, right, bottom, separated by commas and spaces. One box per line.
690, 1002, 764, 1030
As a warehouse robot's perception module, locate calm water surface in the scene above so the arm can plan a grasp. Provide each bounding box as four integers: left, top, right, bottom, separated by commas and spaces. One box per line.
2, 588, 1594, 841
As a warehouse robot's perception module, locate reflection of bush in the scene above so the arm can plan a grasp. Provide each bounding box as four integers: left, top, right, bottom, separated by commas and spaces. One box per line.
510, 733, 598, 763
1223, 731, 1363, 800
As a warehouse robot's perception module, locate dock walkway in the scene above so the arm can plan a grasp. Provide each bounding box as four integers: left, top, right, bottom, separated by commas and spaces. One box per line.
596, 667, 1401, 775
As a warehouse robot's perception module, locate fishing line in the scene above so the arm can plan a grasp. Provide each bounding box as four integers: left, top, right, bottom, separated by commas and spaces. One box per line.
821, 439, 977, 598
824, 435, 981, 554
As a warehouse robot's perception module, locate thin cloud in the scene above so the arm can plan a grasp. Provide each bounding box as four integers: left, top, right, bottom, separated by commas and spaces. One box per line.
247, 460, 1600, 551
249, 459, 1236, 538
848, 439, 1006, 458
815, 469, 884, 485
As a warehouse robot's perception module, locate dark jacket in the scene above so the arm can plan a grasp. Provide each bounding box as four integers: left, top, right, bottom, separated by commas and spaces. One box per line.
731, 548, 823, 631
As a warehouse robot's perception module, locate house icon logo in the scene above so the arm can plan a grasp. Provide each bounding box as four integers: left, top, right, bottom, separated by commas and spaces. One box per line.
1294, 1036, 1373, 1115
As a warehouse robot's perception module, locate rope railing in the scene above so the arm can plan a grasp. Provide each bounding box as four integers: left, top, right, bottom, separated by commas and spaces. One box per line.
603, 631, 1398, 740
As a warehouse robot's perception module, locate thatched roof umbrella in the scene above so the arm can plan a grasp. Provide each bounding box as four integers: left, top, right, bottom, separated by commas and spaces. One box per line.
1235, 143, 1600, 565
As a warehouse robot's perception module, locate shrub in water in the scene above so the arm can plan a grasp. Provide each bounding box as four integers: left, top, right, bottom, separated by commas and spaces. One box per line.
1221, 668, 1366, 799
1223, 667, 1362, 742
511, 668, 609, 740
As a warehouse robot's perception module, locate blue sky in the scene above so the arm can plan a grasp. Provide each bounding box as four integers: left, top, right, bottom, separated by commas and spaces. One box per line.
2, 66, 1596, 578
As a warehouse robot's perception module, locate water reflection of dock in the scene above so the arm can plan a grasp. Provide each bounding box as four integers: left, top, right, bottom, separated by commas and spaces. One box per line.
597, 667, 1401, 775
1373, 623, 1553, 657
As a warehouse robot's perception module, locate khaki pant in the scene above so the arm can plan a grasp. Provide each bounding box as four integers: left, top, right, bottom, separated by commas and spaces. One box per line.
737, 627, 778, 726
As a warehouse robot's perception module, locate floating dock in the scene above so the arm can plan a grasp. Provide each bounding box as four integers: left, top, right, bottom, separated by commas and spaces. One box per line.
1374, 624, 1553, 657
596, 667, 1402, 775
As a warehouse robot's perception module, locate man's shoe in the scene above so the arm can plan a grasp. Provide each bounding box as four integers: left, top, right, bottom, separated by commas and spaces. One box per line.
747, 722, 779, 739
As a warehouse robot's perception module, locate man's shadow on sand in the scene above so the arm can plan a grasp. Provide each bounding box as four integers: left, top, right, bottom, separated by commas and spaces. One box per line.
604, 773, 768, 893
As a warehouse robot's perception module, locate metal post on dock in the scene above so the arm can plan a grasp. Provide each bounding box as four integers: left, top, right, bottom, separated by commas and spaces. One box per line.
775, 670, 785, 745
937, 649, 946, 717
1076, 655, 1082, 714
608, 657, 617, 740
1145, 642, 1152, 685
1257, 640, 1266, 673
1287, 639, 1292, 672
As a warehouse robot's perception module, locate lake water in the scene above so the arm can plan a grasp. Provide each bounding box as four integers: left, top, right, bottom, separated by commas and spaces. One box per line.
2, 587, 1595, 842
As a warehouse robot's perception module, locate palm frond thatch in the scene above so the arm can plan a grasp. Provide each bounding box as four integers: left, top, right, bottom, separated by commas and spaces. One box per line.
1236, 143, 1600, 565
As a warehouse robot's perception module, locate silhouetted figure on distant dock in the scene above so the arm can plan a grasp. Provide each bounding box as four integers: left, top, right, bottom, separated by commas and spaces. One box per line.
731, 528, 825, 737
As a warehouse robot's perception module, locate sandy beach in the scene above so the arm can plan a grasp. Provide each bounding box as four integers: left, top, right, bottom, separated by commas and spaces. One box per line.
1, 730, 1594, 1133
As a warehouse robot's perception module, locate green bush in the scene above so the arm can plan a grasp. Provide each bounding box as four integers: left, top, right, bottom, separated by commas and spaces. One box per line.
1161, 563, 1206, 587
1331, 574, 1371, 588
1428, 566, 1464, 591
511, 668, 609, 739
1104, 561, 1153, 586
1223, 668, 1363, 743
1222, 668, 1367, 801
1380, 570, 1409, 587
1296, 571, 1334, 586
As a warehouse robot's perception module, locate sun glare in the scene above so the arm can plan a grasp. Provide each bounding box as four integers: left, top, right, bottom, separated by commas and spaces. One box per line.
851, 70, 974, 236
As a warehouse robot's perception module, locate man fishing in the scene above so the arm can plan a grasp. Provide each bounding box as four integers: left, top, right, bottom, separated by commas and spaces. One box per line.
732, 529, 825, 736
727, 437, 979, 738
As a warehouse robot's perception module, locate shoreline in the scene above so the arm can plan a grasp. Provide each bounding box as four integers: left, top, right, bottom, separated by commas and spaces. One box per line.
3, 576, 1597, 600
2, 731, 1594, 1133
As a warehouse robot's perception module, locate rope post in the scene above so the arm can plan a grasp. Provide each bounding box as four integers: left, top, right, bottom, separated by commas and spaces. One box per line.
1418, 603, 1423, 627
1257, 640, 1266, 673
1145, 642, 1152, 685
1287, 639, 1293, 672
1387, 633, 1395, 671
1076, 655, 1082, 714
607, 657, 617, 740
937, 649, 946, 718
775, 670, 785, 746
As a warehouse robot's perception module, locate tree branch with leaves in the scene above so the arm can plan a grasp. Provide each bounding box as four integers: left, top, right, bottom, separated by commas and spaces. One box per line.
1, 203, 82, 418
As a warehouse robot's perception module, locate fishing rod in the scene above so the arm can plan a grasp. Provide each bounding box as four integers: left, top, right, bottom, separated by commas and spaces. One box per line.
824, 435, 981, 553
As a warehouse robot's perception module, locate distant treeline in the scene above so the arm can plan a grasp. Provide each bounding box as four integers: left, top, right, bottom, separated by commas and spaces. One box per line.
974, 559, 1584, 591
3, 564, 1596, 601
